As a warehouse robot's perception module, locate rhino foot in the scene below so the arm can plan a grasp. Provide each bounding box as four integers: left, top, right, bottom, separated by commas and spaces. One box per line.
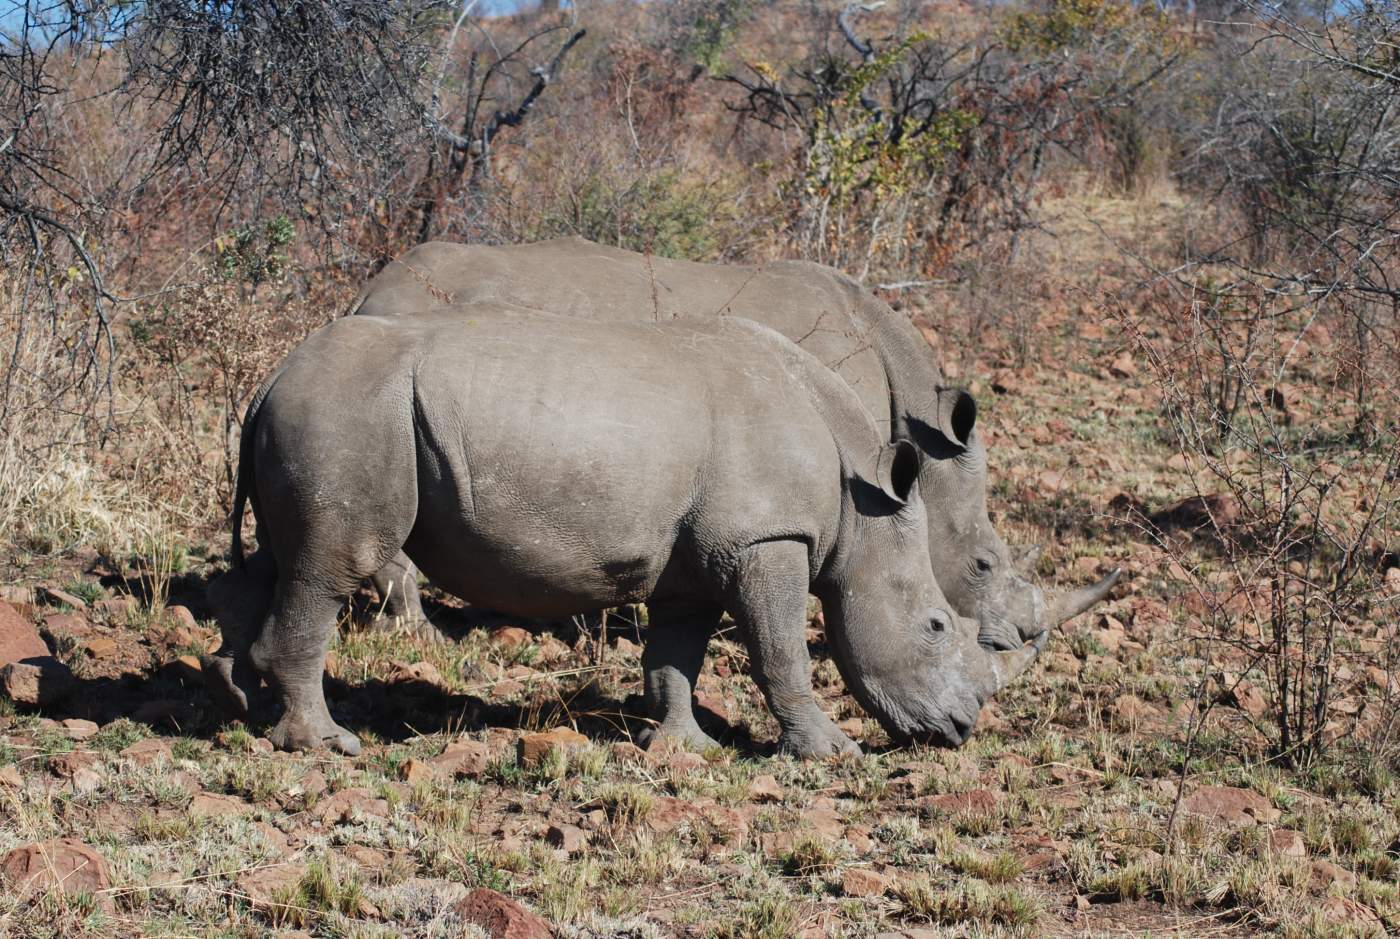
200, 652, 259, 719
638, 721, 719, 753
268, 710, 361, 756
776, 716, 861, 759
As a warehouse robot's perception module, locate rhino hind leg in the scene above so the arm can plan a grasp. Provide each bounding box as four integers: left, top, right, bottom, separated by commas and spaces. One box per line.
202, 547, 277, 718
727, 541, 860, 759
368, 551, 432, 633
250, 584, 361, 755
637, 602, 722, 752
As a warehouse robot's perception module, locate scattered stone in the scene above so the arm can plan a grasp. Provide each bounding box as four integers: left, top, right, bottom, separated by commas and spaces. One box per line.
1, 839, 111, 909
92, 596, 137, 620
43, 587, 88, 610
610, 741, 647, 765
1230, 681, 1269, 719
0, 601, 48, 665
490, 626, 533, 649
0, 586, 33, 606
48, 750, 100, 780
841, 866, 893, 898
1108, 351, 1137, 378
164, 655, 203, 683
189, 792, 250, 818
1044, 651, 1081, 675
493, 678, 525, 698
645, 797, 698, 835
0, 657, 73, 705
1310, 858, 1357, 891
664, 750, 709, 772
747, 773, 785, 803
693, 690, 729, 724
1267, 829, 1307, 859
1319, 896, 1382, 931
452, 887, 553, 939
538, 636, 571, 663
236, 863, 307, 909
85, 636, 118, 659
1365, 666, 1392, 690
517, 727, 588, 768
844, 825, 874, 855
0, 765, 22, 787
546, 823, 587, 855
60, 718, 99, 741
1110, 694, 1163, 729
919, 789, 1000, 817
165, 605, 198, 629
387, 660, 445, 688
1180, 786, 1280, 825
315, 788, 389, 826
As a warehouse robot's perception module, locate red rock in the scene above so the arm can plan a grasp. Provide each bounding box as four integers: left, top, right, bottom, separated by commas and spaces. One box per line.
645, 797, 699, 834
546, 823, 587, 855
841, 866, 892, 897
236, 863, 306, 909
61, 718, 99, 740
48, 751, 100, 780
0, 765, 21, 787
85, 636, 118, 659
490, 626, 533, 649
452, 887, 552, 939
315, 788, 389, 825
919, 789, 1000, 817
844, 825, 874, 854
387, 660, 445, 688
1319, 896, 1382, 930
189, 792, 250, 817
517, 727, 588, 767
806, 808, 844, 839
0, 658, 73, 705
1181, 786, 1279, 825
612, 636, 641, 657
1268, 829, 1306, 859
610, 741, 647, 765
1310, 858, 1357, 891
165, 605, 198, 629
693, 690, 729, 724
41, 612, 91, 643
43, 587, 87, 610
1230, 681, 1269, 719
1, 839, 111, 908
92, 596, 137, 620
0, 601, 47, 665
747, 773, 784, 803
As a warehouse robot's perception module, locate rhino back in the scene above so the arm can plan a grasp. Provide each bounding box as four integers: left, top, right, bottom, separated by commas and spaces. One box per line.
355, 239, 894, 432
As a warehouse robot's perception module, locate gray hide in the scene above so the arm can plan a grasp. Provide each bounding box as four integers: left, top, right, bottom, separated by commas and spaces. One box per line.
206, 311, 1042, 757
350, 238, 1119, 647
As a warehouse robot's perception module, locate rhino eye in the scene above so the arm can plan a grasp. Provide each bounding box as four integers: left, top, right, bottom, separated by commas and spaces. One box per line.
928, 611, 951, 634
971, 556, 994, 577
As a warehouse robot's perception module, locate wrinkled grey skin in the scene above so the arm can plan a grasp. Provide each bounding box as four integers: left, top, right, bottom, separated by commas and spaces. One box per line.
205, 311, 1042, 757
350, 238, 1118, 649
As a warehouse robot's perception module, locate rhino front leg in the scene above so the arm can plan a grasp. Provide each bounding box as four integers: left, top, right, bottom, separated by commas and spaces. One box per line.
637, 602, 722, 752
368, 551, 431, 631
249, 584, 361, 755
727, 541, 860, 759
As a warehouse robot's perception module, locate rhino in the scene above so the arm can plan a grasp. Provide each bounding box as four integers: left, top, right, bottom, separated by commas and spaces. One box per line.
349, 237, 1118, 649
205, 309, 1044, 757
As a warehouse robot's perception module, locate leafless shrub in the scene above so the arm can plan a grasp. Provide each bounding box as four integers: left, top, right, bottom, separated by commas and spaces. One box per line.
1121, 277, 1400, 768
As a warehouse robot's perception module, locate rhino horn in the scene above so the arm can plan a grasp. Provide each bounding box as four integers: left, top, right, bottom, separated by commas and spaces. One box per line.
986, 640, 1042, 694
1047, 568, 1122, 627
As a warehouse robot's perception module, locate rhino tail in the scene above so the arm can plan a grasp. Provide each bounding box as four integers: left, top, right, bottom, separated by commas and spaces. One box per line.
229, 375, 278, 572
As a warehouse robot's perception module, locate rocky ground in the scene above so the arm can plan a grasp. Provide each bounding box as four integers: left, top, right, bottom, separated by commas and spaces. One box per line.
1, 191, 1397, 938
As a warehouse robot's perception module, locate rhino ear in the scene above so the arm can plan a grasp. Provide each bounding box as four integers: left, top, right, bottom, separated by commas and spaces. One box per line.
876, 439, 922, 505
937, 389, 977, 448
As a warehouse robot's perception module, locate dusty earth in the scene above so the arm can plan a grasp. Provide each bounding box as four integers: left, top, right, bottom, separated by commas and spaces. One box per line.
1, 192, 1397, 938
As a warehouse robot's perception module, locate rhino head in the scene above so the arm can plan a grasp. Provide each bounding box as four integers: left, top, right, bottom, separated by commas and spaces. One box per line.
905, 389, 1119, 652
817, 440, 1043, 746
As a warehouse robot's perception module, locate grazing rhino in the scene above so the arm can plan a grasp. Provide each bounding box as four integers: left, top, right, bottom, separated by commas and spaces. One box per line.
350, 238, 1118, 649
205, 310, 1043, 757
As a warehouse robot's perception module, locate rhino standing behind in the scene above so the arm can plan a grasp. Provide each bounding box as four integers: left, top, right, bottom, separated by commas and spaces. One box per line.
351, 237, 1119, 647
206, 310, 1043, 756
